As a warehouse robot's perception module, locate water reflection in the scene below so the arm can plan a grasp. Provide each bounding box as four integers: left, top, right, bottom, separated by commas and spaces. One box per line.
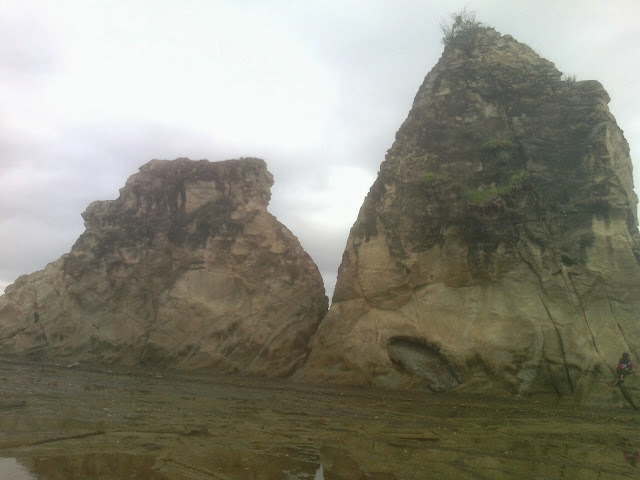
1, 451, 380, 480
0, 458, 36, 480
1, 361, 637, 480
2, 443, 635, 479
16, 454, 169, 480
3, 452, 333, 480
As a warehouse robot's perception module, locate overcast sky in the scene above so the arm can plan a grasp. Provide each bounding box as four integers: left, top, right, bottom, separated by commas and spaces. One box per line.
1, 0, 639, 299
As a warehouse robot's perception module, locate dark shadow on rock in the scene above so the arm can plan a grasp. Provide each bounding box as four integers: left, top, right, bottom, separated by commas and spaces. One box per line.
387, 337, 463, 392
618, 384, 638, 410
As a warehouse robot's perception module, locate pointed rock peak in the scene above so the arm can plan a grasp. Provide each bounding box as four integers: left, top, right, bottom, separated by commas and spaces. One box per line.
300, 25, 640, 407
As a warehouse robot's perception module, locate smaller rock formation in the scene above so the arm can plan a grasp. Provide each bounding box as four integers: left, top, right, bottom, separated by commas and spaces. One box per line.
0, 158, 328, 375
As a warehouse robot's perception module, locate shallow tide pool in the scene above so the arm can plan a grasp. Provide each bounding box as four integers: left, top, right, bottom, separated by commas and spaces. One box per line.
0, 458, 36, 480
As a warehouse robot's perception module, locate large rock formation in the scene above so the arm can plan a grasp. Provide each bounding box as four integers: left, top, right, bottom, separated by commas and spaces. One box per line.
298, 27, 640, 404
0, 158, 328, 375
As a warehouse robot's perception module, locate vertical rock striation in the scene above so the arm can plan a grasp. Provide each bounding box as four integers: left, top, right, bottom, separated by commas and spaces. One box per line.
299, 28, 640, 403
0, 158, 328, 375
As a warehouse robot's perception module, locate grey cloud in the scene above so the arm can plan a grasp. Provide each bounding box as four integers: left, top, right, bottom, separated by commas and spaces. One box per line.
285, 224, 349, 300
0, 9, 58, 78
0, 216, 83, 291
1, 0, 639, 303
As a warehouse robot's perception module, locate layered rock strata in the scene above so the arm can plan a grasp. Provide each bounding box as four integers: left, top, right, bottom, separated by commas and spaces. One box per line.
0, 158, 328, 375
298, 28, 640, 403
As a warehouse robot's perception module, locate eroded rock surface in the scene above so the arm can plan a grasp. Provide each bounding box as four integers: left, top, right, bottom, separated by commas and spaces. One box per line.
0, 158, 328, 375
298, 28, 640, 404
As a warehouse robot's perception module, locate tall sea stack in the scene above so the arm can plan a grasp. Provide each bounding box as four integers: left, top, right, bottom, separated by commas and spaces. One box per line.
299, 27, 640, 404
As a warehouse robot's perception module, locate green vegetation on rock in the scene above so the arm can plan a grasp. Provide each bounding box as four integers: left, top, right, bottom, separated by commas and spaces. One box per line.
468, 170, 526, 205
480, 138, 517, 152
420, 172, 451, 184
439, 8, 484, 51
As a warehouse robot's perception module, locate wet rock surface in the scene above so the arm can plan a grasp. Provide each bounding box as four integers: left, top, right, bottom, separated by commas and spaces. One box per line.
1, 360, 639, 479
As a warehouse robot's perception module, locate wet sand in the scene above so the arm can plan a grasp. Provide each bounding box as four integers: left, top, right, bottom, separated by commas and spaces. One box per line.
0, 359, 639, 479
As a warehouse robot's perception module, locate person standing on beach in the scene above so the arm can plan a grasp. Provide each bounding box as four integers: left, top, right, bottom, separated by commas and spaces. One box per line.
614, 352, 633, 385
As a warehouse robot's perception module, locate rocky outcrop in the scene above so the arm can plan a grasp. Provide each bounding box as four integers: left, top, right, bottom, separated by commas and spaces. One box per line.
298, 28, 640, 404
0, 158, 328, 375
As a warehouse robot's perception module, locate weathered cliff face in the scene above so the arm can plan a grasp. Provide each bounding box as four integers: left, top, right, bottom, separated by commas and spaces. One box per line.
0, 158, 328, 375
298, 28, 640, 404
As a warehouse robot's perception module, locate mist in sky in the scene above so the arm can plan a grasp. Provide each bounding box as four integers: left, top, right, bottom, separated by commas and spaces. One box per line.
1, 0, 639, 299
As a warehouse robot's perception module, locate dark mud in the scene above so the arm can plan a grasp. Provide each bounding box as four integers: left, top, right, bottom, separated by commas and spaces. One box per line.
0, 360, 639, 479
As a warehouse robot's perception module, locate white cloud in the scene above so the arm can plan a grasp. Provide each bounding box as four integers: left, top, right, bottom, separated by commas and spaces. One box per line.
1, 0, 639, 299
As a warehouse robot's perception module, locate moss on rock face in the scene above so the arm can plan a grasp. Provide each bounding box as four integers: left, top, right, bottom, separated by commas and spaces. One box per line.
420, 172, 451, 184
467, 170, 526, 206
480, 138, 517, 151
301, 26, 640, 405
